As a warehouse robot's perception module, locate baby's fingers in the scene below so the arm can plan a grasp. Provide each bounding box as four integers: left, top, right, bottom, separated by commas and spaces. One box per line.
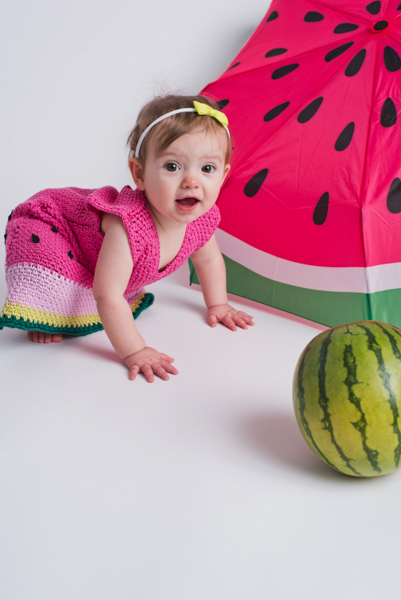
160, 360, 179, 375
159, 353, 175, 363
222, 315, 237, 331
233, 315, 253, 329
148, 360, 178, 382
153, 363, 170, 381
129, 364, 140, 381
234, 317, 249, 329
141, 364, 155, 383
237, 311, 254, 323
208, 314, 218, 328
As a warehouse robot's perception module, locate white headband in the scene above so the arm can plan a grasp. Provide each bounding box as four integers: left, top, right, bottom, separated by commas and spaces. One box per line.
134, 107, 231, 159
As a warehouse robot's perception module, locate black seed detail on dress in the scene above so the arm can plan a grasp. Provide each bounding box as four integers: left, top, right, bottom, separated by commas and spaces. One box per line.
4, 233, 7, 243
264, 102, 290, 121
8, 210, 13, 221
68, 250, 73, 259
217, 99, 229, 110
398, 3, 401, 9
345, 49, 366, 77
266, 10, 278, 21
51, 226, 58, 233
31, 234, 40, 243
366, 1, 381, 15
297, 97, 323, 123
244, 169, 268, 197
313, 192, 329, 225
265, 47, 288, 58
227, 62, 240, 71
374, 20, 388, 30
325, 42, 354, 62
271, 63, 299, 79
304, 11, 324, 22
381, 98, 397, 127
387, 178, 401, 213
335, 122, 355, 151
384, 46, 401, 72
334, 23, 359, 33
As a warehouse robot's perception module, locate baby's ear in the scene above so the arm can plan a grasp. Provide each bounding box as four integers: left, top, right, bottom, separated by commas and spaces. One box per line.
129, 157, 145, 190
222, 163, 231, 183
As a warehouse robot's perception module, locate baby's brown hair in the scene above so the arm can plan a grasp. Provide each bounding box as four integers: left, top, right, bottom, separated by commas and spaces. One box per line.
127, 94, 232, 166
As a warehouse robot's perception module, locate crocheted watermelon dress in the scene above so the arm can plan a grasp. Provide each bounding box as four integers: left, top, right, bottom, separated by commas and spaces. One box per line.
0, 186, 220, 335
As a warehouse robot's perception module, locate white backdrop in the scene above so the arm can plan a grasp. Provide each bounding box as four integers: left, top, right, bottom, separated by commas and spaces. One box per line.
2, 2, 401, 600
0, 0, 263, 209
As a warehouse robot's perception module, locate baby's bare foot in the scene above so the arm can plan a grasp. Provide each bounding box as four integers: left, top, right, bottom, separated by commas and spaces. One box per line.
28, 331, 63, 343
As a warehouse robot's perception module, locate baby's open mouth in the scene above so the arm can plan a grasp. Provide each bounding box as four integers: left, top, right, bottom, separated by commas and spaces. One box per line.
176, 197, 200, 207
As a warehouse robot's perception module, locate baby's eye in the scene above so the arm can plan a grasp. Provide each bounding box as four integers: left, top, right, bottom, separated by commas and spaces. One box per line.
202, 164, 215, 174
165, 163, 179, 172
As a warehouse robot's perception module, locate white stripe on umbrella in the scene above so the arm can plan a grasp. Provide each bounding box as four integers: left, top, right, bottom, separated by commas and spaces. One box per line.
215, 228, 401, 294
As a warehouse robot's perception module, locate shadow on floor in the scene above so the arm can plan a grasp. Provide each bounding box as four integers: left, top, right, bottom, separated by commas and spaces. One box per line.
73, 336, 123, 365
237, 410, 376, 484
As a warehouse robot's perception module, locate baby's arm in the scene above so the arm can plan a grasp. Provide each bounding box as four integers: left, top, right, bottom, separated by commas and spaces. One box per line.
93, 213, 178, 382
190, 235, 254, 331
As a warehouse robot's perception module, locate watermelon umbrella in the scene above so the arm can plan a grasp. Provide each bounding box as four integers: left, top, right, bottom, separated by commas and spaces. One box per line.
190, 0, 401, 328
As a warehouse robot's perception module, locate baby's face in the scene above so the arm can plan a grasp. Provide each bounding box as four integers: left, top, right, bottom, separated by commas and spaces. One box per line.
132, 130, 230, 228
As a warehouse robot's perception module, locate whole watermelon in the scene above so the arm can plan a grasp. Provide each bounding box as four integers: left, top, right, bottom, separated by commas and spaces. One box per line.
293, 321, 401, 477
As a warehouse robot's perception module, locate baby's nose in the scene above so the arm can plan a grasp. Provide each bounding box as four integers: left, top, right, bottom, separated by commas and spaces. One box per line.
182, 173, 199, 188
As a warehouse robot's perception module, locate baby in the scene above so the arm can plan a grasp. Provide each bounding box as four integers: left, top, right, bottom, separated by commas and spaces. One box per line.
0, 95, 254, 382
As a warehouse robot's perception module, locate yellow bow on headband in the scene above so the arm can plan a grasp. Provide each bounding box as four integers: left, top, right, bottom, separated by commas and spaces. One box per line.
193, 101, 229, 127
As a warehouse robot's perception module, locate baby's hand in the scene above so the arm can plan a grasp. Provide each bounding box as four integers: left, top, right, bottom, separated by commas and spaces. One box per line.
207, 304, 255, 331
124, 347, 179, 383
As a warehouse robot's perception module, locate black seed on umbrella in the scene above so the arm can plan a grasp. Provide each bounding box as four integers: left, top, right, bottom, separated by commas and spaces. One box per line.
244, 169, 269, 197
398, 3, 401, 9
345, 49, 366, 76
265, 48, 288, 58
381, 98, 397, 127
335, 122, 355, 151
4, 234, 7, 243
264, 102, 290, 122
374, 20, 388, 30
31, 234, 40, 243
266, 11, 278, 21
366, 1, 381, 15
304, 11, 324, 22
334, 23, 359, 33
384, 46, 401, 72
227, 62, 240, 71
217, 99, 229, 110
313, 192, 330, 225
51, 226, 58, 233
272, 63, 299, 79
68, 250, 73, 259
325, 42, 354, 62
387, 178, 401, 213
297, 97, 324, 123
8, 210, 13, 221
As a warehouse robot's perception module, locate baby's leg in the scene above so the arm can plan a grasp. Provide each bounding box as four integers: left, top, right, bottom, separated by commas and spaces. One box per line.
27, 331, 63, 343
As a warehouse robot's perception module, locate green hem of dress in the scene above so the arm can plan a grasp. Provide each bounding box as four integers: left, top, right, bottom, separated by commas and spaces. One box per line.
0, 292, 154, 336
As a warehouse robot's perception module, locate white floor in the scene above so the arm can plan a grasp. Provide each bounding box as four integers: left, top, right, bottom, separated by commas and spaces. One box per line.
1, 262, 400, 600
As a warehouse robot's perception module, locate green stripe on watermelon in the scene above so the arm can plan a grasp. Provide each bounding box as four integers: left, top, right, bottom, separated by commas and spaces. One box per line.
293, 321, 401, 477
294, 340, 340, 472
358, 323, 401, 467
